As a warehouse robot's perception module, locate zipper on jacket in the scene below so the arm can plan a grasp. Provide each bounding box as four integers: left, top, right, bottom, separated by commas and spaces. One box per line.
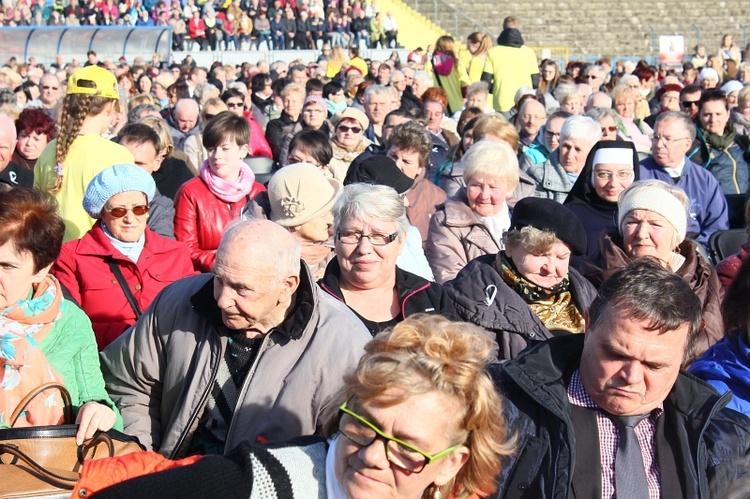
725, 144, 740, 193
224, 333, 274, 452
400, 283, 431, 318
168, 338, 223, 459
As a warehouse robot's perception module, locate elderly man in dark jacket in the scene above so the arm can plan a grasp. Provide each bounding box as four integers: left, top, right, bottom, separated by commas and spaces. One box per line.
491, 258, 750, 499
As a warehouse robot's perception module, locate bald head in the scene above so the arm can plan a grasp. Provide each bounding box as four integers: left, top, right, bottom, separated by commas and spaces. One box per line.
218, 219, 301, 281
0, 113, 17, 170
586, 92, 613, 112
518, 99, 547, 138
173, 99, 199, 133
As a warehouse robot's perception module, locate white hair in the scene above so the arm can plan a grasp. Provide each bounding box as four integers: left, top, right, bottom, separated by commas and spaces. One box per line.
560, 115, 601, 145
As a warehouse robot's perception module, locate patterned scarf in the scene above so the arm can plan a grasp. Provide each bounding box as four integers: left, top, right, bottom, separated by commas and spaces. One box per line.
0, 275, 65, 427
495, 252, 585, 334
199, 160, 257, 203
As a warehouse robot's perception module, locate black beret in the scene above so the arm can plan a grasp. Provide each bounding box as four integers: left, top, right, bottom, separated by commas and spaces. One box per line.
510, 197, 587, 255
343, 154, 414, 194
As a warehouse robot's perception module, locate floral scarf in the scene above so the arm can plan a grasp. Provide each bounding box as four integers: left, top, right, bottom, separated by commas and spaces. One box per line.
199, 160, 257, 203
495, 252, 585, 334
0, 274, 66, 428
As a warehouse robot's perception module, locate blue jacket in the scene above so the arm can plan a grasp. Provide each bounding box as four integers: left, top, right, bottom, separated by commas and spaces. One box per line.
690, 329, 750, 417
638, 156, 729, 246
688, 127, 750, 195
525, 150, 575, 204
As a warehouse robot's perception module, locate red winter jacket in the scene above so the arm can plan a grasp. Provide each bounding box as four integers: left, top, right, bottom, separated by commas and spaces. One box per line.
174, 176, 266, 272
52, 222, 196, 350
243, 110, 274, 159
716, 236, 750, 291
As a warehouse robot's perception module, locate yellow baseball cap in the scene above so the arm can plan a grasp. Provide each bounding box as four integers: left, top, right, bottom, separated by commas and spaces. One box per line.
66, 66, 121, 107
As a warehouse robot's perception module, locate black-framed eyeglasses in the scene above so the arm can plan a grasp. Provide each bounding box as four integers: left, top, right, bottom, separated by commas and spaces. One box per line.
338, 400, 459, 473
336, 230, 398, 246
106, 205, 149, 218
544, 130, 560, 138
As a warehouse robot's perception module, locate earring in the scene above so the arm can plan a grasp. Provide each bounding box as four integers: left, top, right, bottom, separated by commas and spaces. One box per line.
433, 487, 441, 499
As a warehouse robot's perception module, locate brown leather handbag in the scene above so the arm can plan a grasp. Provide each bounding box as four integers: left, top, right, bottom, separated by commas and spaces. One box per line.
0, 383, 145, 498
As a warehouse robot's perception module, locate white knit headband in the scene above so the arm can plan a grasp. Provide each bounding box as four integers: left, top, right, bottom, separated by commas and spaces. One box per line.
618, 187, 687, 242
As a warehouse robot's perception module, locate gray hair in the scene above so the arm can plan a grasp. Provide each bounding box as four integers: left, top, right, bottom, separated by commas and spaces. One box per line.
654, 111, 696, 142
128, 103, 161, 124
553, 83, 581, 104
364, 84, 392, 104
587, 258, 703, 359
466, 81, 490, 99
412, 70, 434, 88
586, 92, 613, 110
560, 115, 601, 145
333, 184, 410, 241
585, 106, 618, 123
585, 65, 605, 78
462, 140, 520, 192
227, 81, 248, 93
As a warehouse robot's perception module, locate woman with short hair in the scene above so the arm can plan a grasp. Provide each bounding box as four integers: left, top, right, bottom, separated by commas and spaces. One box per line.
445, 197, 597, 360
280, 95, 333, 167
329, 107, 371, 180
319, 184, 454, 336
553, 83, 583, 115
12, 107, 58, 170
611, 84, 653, 154
426, 140, 520, 284
581, 179, 724, 363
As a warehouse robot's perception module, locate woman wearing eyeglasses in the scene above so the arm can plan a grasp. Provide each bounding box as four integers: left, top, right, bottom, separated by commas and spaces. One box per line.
319, 184, 454, 336
71, 314, 512, 499
53, 164, 194, 350
279, 95, 333, 168
564, 141, 639, 263
329, 107, 372, 181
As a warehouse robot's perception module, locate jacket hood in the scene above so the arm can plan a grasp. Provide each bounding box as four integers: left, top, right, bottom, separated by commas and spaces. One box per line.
497, 28, 524, 47
431, 52, 456, 76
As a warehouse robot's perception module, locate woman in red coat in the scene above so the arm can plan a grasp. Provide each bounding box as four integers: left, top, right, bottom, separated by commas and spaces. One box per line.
174, 111, 266, 272
53, 164, 195, 350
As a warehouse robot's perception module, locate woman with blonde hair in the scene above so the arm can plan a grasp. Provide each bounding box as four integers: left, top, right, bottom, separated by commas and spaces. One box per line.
466, 32, 492, 82
326, 45, 349, 79
472, 113, 520, 153
611, 84, 653, 154
34, 66, 134, 243
430, 35, 472, 116
71, 314, 513, 499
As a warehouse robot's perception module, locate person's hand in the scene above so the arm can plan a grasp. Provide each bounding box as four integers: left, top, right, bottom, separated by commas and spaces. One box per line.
75, 402, 117, 445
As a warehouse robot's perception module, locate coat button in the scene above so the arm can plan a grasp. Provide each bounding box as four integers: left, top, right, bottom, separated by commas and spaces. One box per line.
112, 279, 117, 284
78, 489, 88, 497
135, 285, 142, 290
518, 483, 529, 491
156, 274, 161, 278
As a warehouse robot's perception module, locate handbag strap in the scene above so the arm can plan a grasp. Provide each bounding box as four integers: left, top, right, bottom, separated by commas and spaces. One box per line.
106, 257, 143, 318
0, 444, 78, 489
9, 383, 73, 427
78, 432, 116, 463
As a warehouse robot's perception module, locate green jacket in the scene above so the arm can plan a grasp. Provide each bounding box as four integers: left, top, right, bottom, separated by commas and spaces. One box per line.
41, 299, 122, 430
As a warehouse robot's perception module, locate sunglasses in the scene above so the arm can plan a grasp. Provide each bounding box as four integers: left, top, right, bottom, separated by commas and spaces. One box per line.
681, 100, 700, 108
337, 125, 362, 134
601, 125, 617, 134
204, 113, 216, 120
107, 205, 149, 218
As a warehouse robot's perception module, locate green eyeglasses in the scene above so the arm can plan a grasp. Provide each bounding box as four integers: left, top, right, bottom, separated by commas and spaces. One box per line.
337, 400, 460, 473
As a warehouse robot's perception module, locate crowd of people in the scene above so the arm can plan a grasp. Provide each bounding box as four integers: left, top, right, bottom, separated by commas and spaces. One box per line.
3, 13, 750, 498
2, 0, 401, 51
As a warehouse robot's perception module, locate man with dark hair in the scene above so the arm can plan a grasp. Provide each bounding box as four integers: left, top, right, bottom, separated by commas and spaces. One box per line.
250, 73, 273, 118
116, 123, 175, 238
679, 84, 702, 119
493, 258, 750, 498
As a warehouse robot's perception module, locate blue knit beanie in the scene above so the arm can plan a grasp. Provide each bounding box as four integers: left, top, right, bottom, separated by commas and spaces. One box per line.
83, 164, 156, 219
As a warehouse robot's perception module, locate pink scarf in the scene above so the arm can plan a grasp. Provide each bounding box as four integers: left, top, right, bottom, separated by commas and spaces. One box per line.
199, 160, 257, 203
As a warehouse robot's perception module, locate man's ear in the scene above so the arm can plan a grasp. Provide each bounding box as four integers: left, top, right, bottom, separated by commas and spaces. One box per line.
279, 274, 300, 303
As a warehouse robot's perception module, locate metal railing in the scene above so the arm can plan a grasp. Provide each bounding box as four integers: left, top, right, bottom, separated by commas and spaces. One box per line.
412, 0, 492, 38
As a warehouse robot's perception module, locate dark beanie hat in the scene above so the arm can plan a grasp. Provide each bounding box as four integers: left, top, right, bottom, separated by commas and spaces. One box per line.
510, 197, 587, 255
343, 154, 414, 194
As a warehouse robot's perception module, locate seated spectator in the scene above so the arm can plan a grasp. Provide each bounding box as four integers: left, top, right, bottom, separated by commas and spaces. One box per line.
319, 183, 454, 336
564, 141, 639, 262
329, 107, 371, 180
280, 95, 332, 167
53, 164, 194, 350
100, 218, 371, 456
265, 83, 304, 162
221, 88, 273, 159
518, 110, 570, 171
426, 140, 519, 284
115, 123, 177, 238
553, 83, 583, 115
612, 84, 653, 154
174, 112, 266, 272
166, 98, 201, 152
73, 315, 511, 499
585, 106, 620, 141
689, 89, 750, 199
138, 115, 196, 198
445, 197, 596, 360
243, 162, 341, 279
643, 83, 683, 128
387, 122, 447, 243
716, 201, 750, 290
182, 98, 227, 176
691, 256, 750, 416
581, 179, 724, 364
0, 188, 120, 440
516, 98, 547, 159
525, 115, 601, 203
12, 107, 57, 170
639, 111, 729, 246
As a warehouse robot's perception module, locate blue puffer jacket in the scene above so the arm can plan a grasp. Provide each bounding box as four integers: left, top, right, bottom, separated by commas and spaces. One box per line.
688, 126, 750, 195
690, 329, 750, 417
